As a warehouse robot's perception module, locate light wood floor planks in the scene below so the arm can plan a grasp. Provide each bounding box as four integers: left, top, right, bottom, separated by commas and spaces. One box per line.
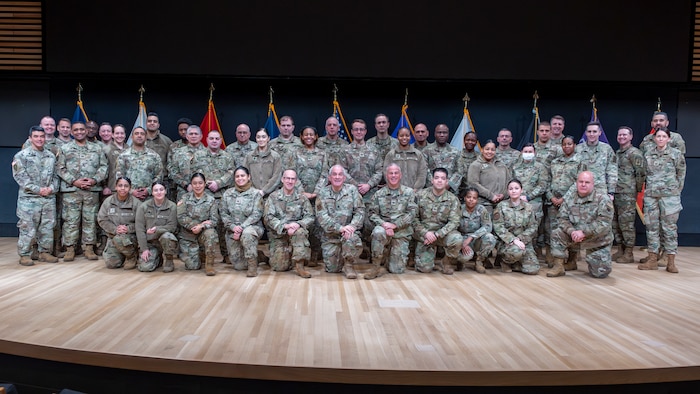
0, 237, 698, 386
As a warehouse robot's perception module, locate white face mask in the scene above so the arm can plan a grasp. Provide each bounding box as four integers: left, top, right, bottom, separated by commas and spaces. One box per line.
522, 152, 535, 161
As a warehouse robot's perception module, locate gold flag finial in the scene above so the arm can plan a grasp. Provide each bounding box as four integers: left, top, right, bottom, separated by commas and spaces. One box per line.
463, 92, 470, 109
209, 83, 215, 101
657, 97, 662, 112
533, 90, 539, 108
138, 85, 145, 102
268, 86, 274, 104
403, 88, 409, 106
76, 83, 83, 102
333, 84, 338, 102
590, 94, 597, 109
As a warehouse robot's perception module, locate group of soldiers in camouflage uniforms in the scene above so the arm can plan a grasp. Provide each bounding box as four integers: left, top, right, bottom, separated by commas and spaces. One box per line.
13, 110, 686, 278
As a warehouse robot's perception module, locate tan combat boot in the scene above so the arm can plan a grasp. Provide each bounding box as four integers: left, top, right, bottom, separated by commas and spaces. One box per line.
343, 258, 357, 279
257, 250, 269, 264
442, 257, 455, 275
205, 254, 216, 276
665, 254, 678, 273
547, 257, 566, 277
246, 257, 258, 277
364, 255, 385, 280
657, 251, 667, 267
163, 255, 174, 273
307, 251, 319, 267
214, 249, 224, 264
617, 245, 634, 264
564, 251, 578, 271
83, 244, 98, 261
63, 246, 76, 262
295, 260, 311, 278
19, 255, 34, 266
612, 244, 624, 261
638, 252, 658, 270
39, 252, 59, 263
474, 257, 486, 274
30, 243, 39, 260
123, 255, 137, 270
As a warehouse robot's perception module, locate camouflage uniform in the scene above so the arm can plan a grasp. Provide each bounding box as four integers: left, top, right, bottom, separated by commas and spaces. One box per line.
383, 146, 428, 190
467, 156, 511, 212
269, 136, 303, 164
264, 187, 315, 271
290, 146, 329, 195
495, 147, 521, 170
97, 194, 140, 268
104, 141, 126, 191
512, 158, 550, 225
547, 154, 587, 240
12, 145, 59, 257
244, 148, 282, 198
135, 199, 178, 272
176, 192, 220, 270
457, 204, 497, 264
219, 186, 265, 271
534, 140, 562, 171
414, 142, 432, 152
412, 188, 462, 273
316, 136, 348, 167
56, 141, 108, 247
366, 135, 398, 169
145, 131, 173, 178
492, 200, 539, 274
614, 145, 645, 249
454, 149, 478, 197
315, 184, 365, 273
368, 185, 417, 274
640, 131, 686, 156
551, 189, 614, 278
422, 143, 460, 192
643, 146, 685, 255
192, 148, 235, 199
226, 141, 258, 168
115, 147, 163, 193
339, 141, 383, 203
168, 144, 205, 201
575, 141, 617, 195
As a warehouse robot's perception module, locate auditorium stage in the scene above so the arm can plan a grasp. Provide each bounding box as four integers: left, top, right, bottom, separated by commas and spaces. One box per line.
0, 237, 698, 391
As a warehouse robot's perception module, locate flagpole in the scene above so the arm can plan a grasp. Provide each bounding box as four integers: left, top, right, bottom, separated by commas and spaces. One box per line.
590, 94, 597, 121
76, 83, 83, 102
532, 90, 539, 143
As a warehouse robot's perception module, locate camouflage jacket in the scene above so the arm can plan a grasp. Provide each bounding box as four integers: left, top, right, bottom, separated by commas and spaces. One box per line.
264, 188, 315, 236
135, 198, 178, 250
413, 188, 460, 239
368, 185, 417, 238
56, 140, 108, 192
315, 184, 365, 236
176, 192, 219, 241
12, 146, 59, 198
493, 199, 537, 244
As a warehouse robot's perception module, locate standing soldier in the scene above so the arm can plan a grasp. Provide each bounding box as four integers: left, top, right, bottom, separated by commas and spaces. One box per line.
226, 123, 258, 167
12, 125, 60, 265
366, 164, 417, 278
576, 121, 617, 197
317, 116, 348, 167
269, 115, 302, 162
168, 125, 205, 201
264, 170, 315, 278
494, 128, 521, 169
383, 127, 428, 190
115, 127, 163, 201
549, 171, 614, 278
412, 168, 462, 274
423, 124, 460, 193
613, 126, 645, 264
315, 165, 365, 278
56, 121, 108, 261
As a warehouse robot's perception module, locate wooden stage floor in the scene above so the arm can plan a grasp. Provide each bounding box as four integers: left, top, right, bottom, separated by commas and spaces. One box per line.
0, 237, 698, 387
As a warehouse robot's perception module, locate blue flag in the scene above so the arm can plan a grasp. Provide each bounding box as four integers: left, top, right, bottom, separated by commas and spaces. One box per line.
450, 107, 481, 152
72, 100, 89, 123
391, 104, 415, 143
265, 102, 280, 139
332, 100, 352, 142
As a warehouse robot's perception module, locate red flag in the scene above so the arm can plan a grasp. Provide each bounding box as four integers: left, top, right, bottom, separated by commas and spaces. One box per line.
200, 99, 225, 148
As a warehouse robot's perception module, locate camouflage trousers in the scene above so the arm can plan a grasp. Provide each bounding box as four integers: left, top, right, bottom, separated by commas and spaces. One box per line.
550, 228, 612, 278
139, 232, 178, 272
612, 193, 638, 247
269, 227, 311, 272
103, 233, 137, 269
320, 232, 362, 273
226, 225, 263, 271
179, 228, 219, 270
62, 190, 99, 246
413, 230, 462, 273
16, 196, 55, 256
457, 233, 497, 264
644, 195, 682, 255
371, 226, 411, 274
496, 241, 540, 274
